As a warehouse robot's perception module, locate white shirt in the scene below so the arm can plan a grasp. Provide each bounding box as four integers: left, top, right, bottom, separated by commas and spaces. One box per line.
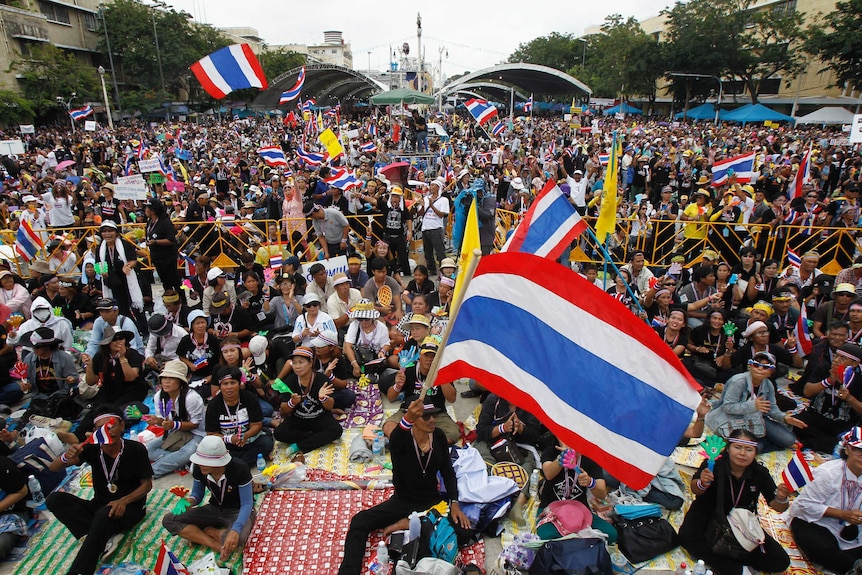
422, 195, 450, 231
567, 175, 588, 208
153, 389, 206, 435
145, 324, 189, 360
41, 192, 75, 226
789, 459, 862, 550
345, 320, 390, 351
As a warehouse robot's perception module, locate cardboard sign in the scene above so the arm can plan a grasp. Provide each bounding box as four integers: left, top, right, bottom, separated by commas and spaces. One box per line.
84, 120, 97, 131
300, 255, 348, 283
138, 158, 162, 173
850, 115, 862, 143
0, 139, 25, 155
346, 129, 360, 139
19, 125, 35, 134
115, 174, 148, 200
148, 173, 166, 184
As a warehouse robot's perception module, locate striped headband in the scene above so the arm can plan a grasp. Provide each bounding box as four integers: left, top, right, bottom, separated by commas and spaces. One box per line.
850, 302, 862, 310
654, 288, 671, 298
94, 413, 121, 425
837, 349, 862, 362
728, 437, 758, 447
218, 372, 239, 384
292, 347, 314, 361
220, 344, 241, 351
194, 450, 228, 461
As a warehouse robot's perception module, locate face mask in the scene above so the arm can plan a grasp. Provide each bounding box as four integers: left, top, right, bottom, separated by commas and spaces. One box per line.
33, 309, 51, 322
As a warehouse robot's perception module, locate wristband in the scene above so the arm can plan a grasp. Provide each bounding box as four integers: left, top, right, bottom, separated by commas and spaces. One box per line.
394, 382, 403, 392
399, 416, 414, 431
351, 360, 359, 365
822, 378, 831, 388
223, 434, 233, 445
499, 424, 506, 436
696, 480, 706, 491
328, 373, 335, 382
61, 453, 69, 463
774, 496, 788, 504
587, 477, 597, 489
786, 346, 798, 354
173, 420, 182, 431
287, 398, 298, 409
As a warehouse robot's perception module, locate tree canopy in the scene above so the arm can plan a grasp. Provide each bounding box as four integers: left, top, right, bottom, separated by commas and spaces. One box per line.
509, 32, 584, 72
806, 0, 862, 92
8, 45, 100, 118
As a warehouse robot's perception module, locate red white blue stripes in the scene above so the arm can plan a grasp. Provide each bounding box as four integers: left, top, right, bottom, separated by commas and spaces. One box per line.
501, 181, 587, 260
491, 121, 505, 136
435, 253, 702, 489
190, 44, 268, 99
15, 219, 43, 260
296, 147, 328, 166
324, 167, 361, 190
359, 142, 378, 153
712, 152, 756, 186
258, 146, 288, 166
279, 66, 306, 104
787, 149, 812, 201
464, 98, 498, 125
69, 105, 93, 121
781, 449, 814, 491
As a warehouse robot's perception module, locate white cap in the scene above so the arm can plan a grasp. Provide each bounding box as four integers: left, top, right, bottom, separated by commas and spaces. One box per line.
248, 335, 268, 365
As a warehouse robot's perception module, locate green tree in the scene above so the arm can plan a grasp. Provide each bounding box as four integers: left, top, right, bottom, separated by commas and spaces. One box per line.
509, 32, 582, 72
259, 48, 306, 81
805, 0, 862, 92
0, 90, 36, 126
8, 44, 100, 117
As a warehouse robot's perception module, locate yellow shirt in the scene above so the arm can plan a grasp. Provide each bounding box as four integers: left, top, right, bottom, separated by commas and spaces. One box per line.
683, 203, 711, 239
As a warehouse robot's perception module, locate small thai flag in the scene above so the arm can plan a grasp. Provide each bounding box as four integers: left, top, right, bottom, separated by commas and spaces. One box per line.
270, 253, 283, 270
563, 147, 574, 158
15, 219, 43, 260
524, 95, 533, 113
360, 142, 378, 153
786, 248, 801, 269
134, 139, 149, 159
297, 147, 328, 166
445, 166, 454, 183
367, 123, 377, 136
599, 153, 610, 166
324, 167, 361, 190
302, 99, 316, 112
86, 419, 115, 445
781, 449, 814, 492
258, 146, 288, 166
154, 540, 188, 575
69, 105, 93, 121
795, 303, 814, 356
491, 121, 505, 136
175, 129, 183, 150
464, 98, 498, 125
124, 155, 134, 176
279, 66, 305, 104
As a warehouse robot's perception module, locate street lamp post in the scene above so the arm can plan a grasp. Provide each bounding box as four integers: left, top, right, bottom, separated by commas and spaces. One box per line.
98, 66, 113, 129
98, 3, 122, 114
150, 3, 166, 93
578, 38, 587, 69
57, 93, 77, 133
669, 72, 723, 124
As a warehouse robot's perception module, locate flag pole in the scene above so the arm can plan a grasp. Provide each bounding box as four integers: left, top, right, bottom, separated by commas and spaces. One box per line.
421, 248, 483, 393
585, 227, 647, 316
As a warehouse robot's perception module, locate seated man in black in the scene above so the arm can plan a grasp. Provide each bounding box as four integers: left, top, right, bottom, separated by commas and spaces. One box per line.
338, 397, 469, 575
208, 291, 256, 344
47, 406, 153, 575
790, 321, 849, 397
474, 393, 546, 477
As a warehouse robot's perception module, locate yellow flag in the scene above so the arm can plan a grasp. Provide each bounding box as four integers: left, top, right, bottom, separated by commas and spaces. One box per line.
318, 128, 344, 160
454, 198, 480, 307
595, 132, 619, 242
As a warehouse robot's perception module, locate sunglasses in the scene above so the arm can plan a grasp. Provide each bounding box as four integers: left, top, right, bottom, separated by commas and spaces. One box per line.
305, 302, 320, 307
664, 282, 677, 287
420, 413, 436, 420
837, 293, 855, 297
748, 359, 776, 370
806, 195, 818, 199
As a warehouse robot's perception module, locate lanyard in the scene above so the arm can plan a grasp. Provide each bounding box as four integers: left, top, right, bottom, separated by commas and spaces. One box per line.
729, 477, 746, 508
223, 399, 243, 442
100, 440, 125, 488
412, 434, 433, 477
208, 474, 229, 506
842, 464, 862, 510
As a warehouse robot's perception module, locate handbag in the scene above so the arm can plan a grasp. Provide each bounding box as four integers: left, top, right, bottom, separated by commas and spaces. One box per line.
529, 537, 613, 575
161, 429, 194, 452
354, 345, 377, 366
536, 501, 593, 537
704, 465, 757, 561
490, 437, 525, 466
717, 412, 765, 439
616, 516, 678, 564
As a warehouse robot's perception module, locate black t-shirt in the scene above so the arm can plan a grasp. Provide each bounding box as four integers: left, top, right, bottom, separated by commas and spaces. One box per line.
377, 202, 410, 238
0, 456, 27, 513
688, 324, 727, 360
655, 326, 689, 350
205, 389, 263, 439
79, 440, 153, 505
689, 458, 776, 519
389, 424, 458, 506
211, 306, 256, 341
176, 334, 221, 380
405, 278, 435, 296
97, 196, 123, 224
279, 372, 330, 422
315, 355, 350, 381
91, 348, 148, 403
539, 447, 602, 509
401, 365, 447, 412
145, 216, 177, 258
191, 458, 252, 511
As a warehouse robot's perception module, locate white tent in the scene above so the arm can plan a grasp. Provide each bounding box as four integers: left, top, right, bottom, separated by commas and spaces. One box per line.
794, 106, 856, 125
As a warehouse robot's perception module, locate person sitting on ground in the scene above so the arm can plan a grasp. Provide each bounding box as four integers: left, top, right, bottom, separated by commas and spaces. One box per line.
162, 289, 192, 330
20, 327, 78, 412
82, 298, 144, 365
162, 436, 255, 562
401, 264, 435, 308
273, 346, 343, 458
53, 279, 94, 330
0, 270, 30, 320
474, 393, 546, 477
718, 320, 803, 382
343, 300, 390, 379
706, 350, 807, 452
732, 301, 780, 346
208, 291, 256, 344
202, 267, 238, 316
8, 296, 74, 357
144, 313, 188, 372
654, 307, 689, 357
218, 335, 273, 422
794, 343, 862, 454
309, 330, 355, 412
327, 272, 362, 337
306, 263, 335, 314
362, 257, 404, 322
176, 310, 221, 399
338, 396, 469, 575
767, 289, 799, 343
47, 406, 153, 575
0, 454, 31, 560
236, 271, 274, 331
292, 293, 336, 348
812, 282, 857, 340
683, 309, 729, 388
205, 366, 273, 468
678, 428, 790, 575
346, 254, 369, 291
146, 360, 205, 478
789, 426, 862, 575
382, 337, 460, 444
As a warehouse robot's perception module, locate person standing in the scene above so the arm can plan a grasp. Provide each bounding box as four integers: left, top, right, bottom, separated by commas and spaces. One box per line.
144, 199, 180, 294
367, 187, 413, 277
420, 179, 449, 275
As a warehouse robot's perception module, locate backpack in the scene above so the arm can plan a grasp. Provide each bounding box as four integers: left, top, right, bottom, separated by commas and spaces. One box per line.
424, 509, 458, 564
11, 437, 67, 496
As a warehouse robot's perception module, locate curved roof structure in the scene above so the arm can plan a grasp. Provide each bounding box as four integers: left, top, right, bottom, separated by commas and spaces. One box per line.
437, 63, 591, 102
253, 63, 386, 108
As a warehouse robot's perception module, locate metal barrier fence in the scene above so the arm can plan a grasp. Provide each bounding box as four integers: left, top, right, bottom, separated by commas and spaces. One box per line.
2, 213, 859, 279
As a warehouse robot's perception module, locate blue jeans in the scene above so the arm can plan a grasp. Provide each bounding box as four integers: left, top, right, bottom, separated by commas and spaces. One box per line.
0, 382, 23, 406
146, 433, 203, 478
760, 418, 797, 453
416, 130, 428, 152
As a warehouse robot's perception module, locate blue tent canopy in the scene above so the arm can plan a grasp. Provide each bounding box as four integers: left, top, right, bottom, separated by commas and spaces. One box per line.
674, 103, 722, 120
721, 103, 795, 124
602, 103, 643, 116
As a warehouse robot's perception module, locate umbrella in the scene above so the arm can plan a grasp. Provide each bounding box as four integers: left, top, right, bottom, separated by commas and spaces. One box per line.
379, 162, 410, 186
54, 160, 75, 172
369, 88, 435, 105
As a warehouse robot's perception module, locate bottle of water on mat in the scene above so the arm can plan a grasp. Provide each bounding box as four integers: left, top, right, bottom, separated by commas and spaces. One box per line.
372, 432, 384, 463
693, 559, 707, 575
375, 541, 389, 575
257, 453, 266, 472
529, 469, 540, 499
27, 475, 45, 509
674, 563, 687, 575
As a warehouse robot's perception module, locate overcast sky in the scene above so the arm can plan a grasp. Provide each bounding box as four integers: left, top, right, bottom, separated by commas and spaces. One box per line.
164, 0, 672, 77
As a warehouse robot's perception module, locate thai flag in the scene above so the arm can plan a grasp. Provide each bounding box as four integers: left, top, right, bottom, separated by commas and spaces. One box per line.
563, 147, 574, 158
134, 139, 149, 160
179, 252, 195, 277
434, 252, 703, 489
360, 142, 378, 153
712, 152, 756, 186
464, 98, 498, 125
367, 123, 377, 136
599, 153, 610, 166
502, 180, 588, 260
86, 419, 115, 445
279, 66, 306, 104
69, 105, 93, 121
783, 208, 798, 225
786, 248, 801, 269
15, 219, 43, 260
524, 95, 533, 113
325, 167, 361, 190
175, 129, 183, 150
154, 541, 189, 575
794, 303, 814, 356
302, 99, 316, 112
258, 146, 288, 166
544, 141, 556, 162
124, 155, 134, 176
296, 147, 328, 166
190, 44, 268, 99
326, 104, 341, 118
787, 149, 812, 201
781, 449, 814, 492
270, 252, 283, 270
445, 166, 455, 183
491, 121, 505, 136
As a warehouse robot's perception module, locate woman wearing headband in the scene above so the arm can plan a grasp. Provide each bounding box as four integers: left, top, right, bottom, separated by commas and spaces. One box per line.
789, 427, 862, 574
679, 429, 790, 575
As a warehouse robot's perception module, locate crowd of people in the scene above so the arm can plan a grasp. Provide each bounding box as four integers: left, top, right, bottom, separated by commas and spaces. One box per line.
0, 109, 859, 575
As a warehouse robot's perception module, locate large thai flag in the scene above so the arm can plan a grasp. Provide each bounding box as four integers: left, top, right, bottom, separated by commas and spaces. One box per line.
154, 541, 188, 575
279, 66, 306, 104
464, 98, 498, 125
787, 149, 812, 201
794, 303, 814, 356
781, 449, 814, 492
712, 152, 756, 186
190, 44, 267, 99
359, 142, 377, 153
435, 252, 702, 489
502, 180, 587, 260
296, 147, 328, 166
325, 167, 361, 190
491, 121, 505, 136
69, 105, 93, 121
15, 219, 43, 260
258, 146, 288, 166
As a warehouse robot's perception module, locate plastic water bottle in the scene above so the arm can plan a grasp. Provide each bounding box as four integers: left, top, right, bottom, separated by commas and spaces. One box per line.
129, 430, 139, 442
693, 560, 706, 575
408, 511, 421, 542
529, 469, 540, 499
372, 432, 383, 463
256, 453, 266, 472
705, 570, 713, 575
376, 541, 389, 575
27, 475, 45, 509
674, 562, 687, 575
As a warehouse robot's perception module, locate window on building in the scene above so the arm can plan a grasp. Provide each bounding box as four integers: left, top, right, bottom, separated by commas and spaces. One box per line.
84, 12, 97, 31
331, 49, 337, 54
38, 1, 71, 25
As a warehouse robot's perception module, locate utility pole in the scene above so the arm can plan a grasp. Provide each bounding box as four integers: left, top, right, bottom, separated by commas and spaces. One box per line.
416, 13, 423, 92
437, 45, 447, 111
